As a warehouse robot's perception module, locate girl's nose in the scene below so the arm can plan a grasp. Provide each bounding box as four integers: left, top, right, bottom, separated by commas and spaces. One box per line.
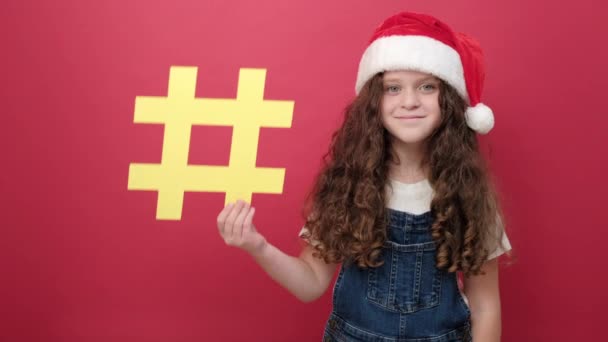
400, 88, 421, 109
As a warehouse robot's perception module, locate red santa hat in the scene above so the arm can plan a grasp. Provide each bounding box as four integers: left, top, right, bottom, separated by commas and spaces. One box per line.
355, 12, 495, 134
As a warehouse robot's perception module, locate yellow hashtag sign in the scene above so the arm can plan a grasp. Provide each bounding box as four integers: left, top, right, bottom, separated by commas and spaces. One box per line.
128, 66, 294, 220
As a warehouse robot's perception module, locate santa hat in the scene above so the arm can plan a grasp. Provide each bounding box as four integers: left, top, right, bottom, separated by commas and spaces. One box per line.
355, 12, 494, 134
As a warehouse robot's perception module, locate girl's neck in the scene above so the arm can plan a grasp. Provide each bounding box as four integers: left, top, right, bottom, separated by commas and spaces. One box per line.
388, 141, 428, 183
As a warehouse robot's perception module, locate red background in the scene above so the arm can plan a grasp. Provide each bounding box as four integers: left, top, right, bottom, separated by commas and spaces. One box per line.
2, 0, 607, 341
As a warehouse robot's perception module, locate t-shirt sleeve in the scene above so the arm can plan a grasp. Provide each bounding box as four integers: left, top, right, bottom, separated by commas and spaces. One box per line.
486, 215, 512, 260
298, 226, 309, 239
299, 226, 321, 247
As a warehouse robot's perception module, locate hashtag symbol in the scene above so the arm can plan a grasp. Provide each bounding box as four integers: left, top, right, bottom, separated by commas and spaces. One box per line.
128, 66, 294, 220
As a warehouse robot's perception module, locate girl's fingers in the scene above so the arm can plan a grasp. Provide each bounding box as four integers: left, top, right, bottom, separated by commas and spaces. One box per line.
232, 202, 251, 239
243, 207, 256, 235
225, 200, 244, 237
216, 202, 234, 234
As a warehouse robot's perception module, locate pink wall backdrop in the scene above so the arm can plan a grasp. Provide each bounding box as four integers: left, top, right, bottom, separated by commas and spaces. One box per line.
2, 0, 606, 340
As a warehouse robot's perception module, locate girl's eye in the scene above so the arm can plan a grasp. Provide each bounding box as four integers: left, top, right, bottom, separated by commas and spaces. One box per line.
420, 84, 437, 92
385, 85, 401, 93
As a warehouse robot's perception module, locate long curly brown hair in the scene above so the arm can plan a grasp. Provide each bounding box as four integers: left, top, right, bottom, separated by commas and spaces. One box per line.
301, 73, 508, 277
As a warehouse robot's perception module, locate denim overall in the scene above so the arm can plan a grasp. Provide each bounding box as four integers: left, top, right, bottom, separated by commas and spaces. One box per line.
322, 209, 472, 342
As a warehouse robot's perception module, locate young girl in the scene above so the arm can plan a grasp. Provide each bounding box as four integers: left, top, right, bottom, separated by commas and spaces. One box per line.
216, 12, 511, 342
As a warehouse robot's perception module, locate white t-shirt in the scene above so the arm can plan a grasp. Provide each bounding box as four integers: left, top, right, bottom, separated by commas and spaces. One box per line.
300, 178, 512, 260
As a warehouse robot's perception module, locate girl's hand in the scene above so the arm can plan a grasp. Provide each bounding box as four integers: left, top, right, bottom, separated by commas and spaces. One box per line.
216, 200, 267, 257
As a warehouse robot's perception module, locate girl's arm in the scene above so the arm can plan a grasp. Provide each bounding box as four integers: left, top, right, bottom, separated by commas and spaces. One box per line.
216, 200, 339, 303
251, 241, 338, 302
462, 258, 502, 341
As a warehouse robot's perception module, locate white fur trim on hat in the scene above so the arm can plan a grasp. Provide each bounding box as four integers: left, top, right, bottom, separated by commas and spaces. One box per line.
355, 35, 468, 100
465, 103, 494, 134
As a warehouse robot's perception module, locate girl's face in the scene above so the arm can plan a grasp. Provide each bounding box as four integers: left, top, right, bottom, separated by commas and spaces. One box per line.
380, 70, 442, 147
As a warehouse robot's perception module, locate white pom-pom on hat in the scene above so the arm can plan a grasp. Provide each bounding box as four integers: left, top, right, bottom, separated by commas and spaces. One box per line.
465, 103, 494, 134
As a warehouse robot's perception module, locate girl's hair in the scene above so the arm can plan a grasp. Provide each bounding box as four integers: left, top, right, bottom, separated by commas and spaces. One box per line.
301, 73, 506, 277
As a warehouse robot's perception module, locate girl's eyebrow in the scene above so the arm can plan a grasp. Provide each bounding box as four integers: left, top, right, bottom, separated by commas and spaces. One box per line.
419, 76, 440, 83
383, 76, 439, 83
